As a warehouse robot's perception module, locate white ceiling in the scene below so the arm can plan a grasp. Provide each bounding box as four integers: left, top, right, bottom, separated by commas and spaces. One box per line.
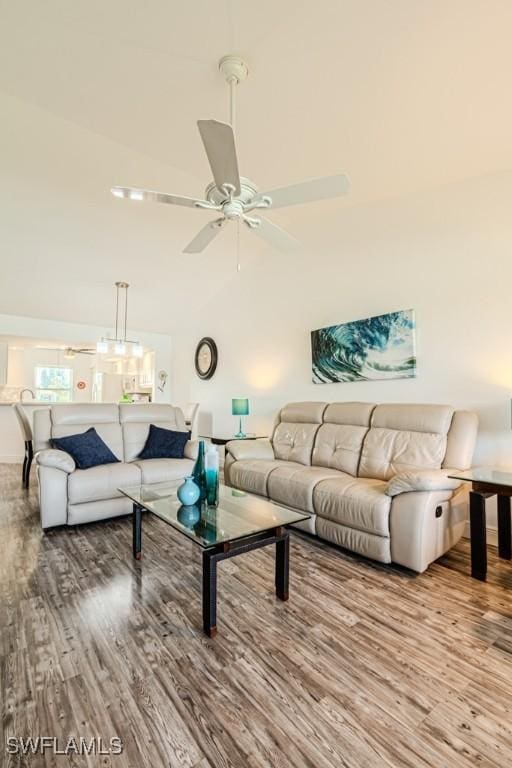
1, 0, 512, 332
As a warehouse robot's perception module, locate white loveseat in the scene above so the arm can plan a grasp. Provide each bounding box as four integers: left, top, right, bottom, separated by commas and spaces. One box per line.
34, 403, 196, 529
225, 402, 478, 573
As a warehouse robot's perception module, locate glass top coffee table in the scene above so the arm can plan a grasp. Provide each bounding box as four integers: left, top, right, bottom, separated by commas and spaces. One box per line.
119, 480, 310, 637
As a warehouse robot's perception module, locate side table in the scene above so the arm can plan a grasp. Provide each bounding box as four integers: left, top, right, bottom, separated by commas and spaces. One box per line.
448, 468, 512, 580
199, 434, 268, 447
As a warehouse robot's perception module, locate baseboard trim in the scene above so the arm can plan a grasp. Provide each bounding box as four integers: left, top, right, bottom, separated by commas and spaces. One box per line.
0, 455, 23, 464
463, 522, 497, 546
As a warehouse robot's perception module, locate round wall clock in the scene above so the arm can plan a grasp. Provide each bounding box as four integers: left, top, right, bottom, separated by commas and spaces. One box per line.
195, 337, 218, 380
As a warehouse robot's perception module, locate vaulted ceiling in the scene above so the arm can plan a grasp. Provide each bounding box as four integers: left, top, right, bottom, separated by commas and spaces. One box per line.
1, 0, 512, 332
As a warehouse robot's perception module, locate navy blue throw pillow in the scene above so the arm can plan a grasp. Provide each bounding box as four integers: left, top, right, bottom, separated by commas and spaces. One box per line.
138, 424, 190, 460
51, 427, 120, 470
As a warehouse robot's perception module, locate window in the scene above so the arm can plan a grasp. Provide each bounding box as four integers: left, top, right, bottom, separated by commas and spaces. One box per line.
35, 366, 73, 403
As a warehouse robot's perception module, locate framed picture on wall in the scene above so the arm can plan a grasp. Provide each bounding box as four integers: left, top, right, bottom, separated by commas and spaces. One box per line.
311, 309, 416, 384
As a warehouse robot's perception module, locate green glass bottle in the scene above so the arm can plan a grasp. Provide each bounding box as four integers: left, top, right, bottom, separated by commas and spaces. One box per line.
192, 440, 207, 502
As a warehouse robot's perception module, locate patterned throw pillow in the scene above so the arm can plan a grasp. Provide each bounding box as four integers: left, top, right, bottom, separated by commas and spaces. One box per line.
51, 427, 120, 470
138, 424, 190, 460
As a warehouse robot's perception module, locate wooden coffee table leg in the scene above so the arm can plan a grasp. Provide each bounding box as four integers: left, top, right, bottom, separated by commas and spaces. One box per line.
470, 491, 487, 580
275, 531, 290, 601
132, 503, 142, 560
497, 494, 512, 560
202, 550, 218, 637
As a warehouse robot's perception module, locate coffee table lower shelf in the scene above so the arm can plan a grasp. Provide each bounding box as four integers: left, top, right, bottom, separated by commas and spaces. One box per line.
132, 502, 290, 637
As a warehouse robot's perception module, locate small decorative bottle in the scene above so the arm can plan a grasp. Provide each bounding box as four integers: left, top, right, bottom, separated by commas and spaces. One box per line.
192, 440, 207, 502
205, 443, 220, 507
177, 476, 200, 507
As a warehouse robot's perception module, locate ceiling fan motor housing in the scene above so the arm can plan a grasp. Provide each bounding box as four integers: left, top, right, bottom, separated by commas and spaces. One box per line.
218, 55, 249, 84
204, 176, 259, 219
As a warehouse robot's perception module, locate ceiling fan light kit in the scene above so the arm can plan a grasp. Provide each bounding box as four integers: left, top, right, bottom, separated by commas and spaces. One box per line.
111, 54, 350, 256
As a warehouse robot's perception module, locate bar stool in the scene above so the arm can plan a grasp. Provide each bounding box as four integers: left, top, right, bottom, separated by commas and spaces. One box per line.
12, 403, 34, 489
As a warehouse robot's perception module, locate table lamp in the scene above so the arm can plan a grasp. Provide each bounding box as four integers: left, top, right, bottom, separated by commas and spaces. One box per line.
232, 398, 249, 438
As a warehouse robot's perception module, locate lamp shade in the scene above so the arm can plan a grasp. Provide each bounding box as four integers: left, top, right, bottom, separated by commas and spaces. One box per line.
232, 398, 249, 416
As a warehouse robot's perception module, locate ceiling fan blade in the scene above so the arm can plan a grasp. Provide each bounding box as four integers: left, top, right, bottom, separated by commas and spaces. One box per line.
111, 187, 209, 208
197, 120, 241, 195
245, 217, 300, 253
183, 218, 227, 254
258, 173, 350, 210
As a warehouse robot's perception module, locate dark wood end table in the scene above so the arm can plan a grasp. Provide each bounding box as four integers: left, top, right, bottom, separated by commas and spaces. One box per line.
449, 469, 512, 580
199, 434, 268, 447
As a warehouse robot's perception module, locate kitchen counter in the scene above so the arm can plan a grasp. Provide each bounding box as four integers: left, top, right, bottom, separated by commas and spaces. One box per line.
0, 401, 52, 406
0, 401, 112, 406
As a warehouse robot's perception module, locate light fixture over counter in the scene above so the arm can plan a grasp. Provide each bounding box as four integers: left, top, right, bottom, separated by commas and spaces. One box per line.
97, 282, 144, 358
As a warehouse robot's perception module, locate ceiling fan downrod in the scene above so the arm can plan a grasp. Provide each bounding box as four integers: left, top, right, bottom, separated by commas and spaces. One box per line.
218, 55, 248, 133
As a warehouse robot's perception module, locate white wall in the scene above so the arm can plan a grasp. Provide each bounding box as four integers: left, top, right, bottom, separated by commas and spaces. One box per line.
172, 171, 512, 531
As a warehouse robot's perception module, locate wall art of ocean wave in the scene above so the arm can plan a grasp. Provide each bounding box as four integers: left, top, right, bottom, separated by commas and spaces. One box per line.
311, 309, 416, 384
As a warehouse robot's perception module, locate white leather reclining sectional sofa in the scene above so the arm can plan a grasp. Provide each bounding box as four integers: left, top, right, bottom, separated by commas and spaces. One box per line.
225, 402, 478, 573
34, 403, 196, 529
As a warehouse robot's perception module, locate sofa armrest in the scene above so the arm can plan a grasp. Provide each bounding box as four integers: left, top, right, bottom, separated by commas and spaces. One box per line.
36, 448, 76, 474
184, 440, 199, 461
225, 439, 274, 462
387, 469, 463, 497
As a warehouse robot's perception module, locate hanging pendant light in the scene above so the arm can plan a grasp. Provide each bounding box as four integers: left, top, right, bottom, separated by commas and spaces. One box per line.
97, 282, 143, 357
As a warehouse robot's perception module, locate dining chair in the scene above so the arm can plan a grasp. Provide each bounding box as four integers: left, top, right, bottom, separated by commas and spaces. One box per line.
181, 402, 199, 439
12, 403, 34, 489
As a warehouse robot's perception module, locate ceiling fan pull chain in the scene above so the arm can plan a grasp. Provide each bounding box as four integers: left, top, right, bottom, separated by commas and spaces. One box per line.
236, 218, 241, 272
123, 283, 128, 342
114, 281, 119, 341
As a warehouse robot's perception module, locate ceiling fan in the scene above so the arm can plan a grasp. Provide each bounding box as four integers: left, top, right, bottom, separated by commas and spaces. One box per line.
38, 346, 96, 357
111, 55, 350, 254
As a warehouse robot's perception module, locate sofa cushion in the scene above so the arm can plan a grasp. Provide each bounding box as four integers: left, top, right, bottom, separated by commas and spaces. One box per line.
316, 517, 391, 563
370, 403, 454, 434
138, 424, 190, 460
277, 402, 327, 424
229, 459, 303, 497
272, 402, 326, 466
51, 427, 120, 470
313, 475, 391, 537
442, 410, 479, 471
119, 404, 187, 462
134, 458, 195, 484
50, 404, 124, 461
68, 461, 142, 504
312, 424, 368, 476
323, 402, 376, 427
272, 423, 321, 466
312, 402, 375, 476
67, 497, 133, 525
267, 465, 343, 513
358, 404, 454, 481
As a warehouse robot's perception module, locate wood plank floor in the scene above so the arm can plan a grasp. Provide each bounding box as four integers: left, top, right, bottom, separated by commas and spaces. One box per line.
1, 463, 512, 767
